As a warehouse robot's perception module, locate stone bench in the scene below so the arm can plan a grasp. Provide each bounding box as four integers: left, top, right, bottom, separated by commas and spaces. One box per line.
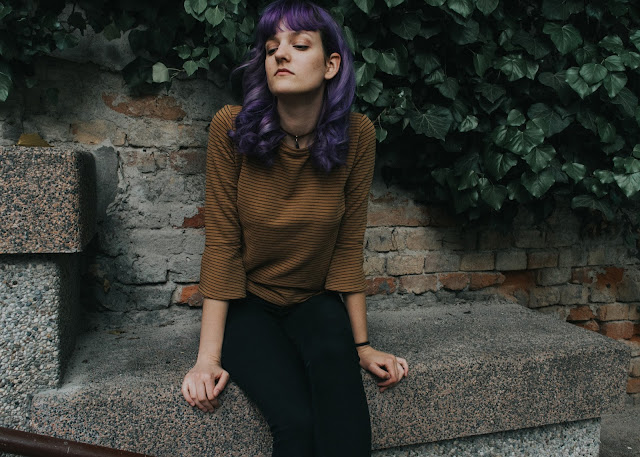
0, 146, 96, 430
29, 300, 629, 456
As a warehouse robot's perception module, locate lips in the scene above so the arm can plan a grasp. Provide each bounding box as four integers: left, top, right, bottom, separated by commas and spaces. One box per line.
275, 68, 293, 75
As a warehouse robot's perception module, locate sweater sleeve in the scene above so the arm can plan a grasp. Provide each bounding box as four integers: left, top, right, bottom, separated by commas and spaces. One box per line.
324, 115, 376, 293
198, 105, 246, 300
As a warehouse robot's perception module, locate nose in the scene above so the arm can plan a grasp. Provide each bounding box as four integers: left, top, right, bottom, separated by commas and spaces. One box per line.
274, 45, 289, 61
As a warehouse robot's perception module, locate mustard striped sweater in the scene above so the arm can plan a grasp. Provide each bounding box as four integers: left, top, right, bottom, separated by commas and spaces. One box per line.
199, 105, 376, 306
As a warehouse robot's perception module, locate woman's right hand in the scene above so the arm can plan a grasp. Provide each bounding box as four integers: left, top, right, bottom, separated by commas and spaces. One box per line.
181, 359, 229, 413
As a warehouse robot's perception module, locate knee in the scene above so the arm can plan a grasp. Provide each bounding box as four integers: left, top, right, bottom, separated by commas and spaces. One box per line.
271, 410, 313, 457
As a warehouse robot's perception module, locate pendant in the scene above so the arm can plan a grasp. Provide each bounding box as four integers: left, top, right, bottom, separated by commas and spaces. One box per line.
294, 136, 300, 149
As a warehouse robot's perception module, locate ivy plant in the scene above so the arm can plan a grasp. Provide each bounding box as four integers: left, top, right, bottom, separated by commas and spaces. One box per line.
2, 0, 640, 245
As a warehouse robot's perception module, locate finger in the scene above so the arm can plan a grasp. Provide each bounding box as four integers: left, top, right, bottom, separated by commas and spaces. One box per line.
214, 370, 230, 397
367, 363, 391, 381
181, 381, 195, 406
204, 377, 217, 401
196, 383, 215, 412
397, 358, 409, 376
383, 357, 399, 383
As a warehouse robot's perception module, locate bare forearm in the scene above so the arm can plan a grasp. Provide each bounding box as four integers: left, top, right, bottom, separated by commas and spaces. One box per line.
343, 292, 368, 345
196, 298, 229, 364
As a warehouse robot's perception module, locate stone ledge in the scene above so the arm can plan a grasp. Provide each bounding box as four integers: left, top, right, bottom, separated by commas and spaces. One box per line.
29, 300, 629, 455
0, 146, 96, 254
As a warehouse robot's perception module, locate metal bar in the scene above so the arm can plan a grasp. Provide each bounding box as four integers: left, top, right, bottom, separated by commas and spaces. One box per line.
0, 426, 154, 457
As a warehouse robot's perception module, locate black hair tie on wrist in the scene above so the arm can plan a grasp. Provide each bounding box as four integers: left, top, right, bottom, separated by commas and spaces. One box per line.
355, 341, 370, 347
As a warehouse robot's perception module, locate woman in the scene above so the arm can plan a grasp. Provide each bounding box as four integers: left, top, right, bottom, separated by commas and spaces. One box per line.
181, 1, 409, 456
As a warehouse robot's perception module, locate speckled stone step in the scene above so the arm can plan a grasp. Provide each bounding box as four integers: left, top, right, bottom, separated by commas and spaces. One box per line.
29, 300, 629, 456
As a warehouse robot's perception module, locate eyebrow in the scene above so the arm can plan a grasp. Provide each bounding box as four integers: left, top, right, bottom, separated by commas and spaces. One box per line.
266, 31, 310, 42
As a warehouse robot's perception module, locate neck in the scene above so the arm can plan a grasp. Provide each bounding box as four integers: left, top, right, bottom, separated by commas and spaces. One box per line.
277, 89, 324, 148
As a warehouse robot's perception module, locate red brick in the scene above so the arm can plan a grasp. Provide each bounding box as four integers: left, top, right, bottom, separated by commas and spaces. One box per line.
174, 284, 203, 307
102, 93, 186, 120
399, 275, 438, 294
460, 252, 495, 271
574, 320, 600, 332
469, 272, 506, 290
636, 323, 640, 336
600, 322, 635, 340
438, 272, 469, 291
367, 194, 430, 227
628, 377, 640, 394
497, 271, 536, 295
595, 267, 625, 289
527, 251, 559, 269
596, 303, 629, 322
170, 149, 205, 175
571, 267, 595, 284
366, 277, 396, 296
182, 207, 205, 229
568, 305, 596, 322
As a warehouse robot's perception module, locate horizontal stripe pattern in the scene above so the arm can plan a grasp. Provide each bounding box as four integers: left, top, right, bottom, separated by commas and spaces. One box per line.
199, 104, 375, 306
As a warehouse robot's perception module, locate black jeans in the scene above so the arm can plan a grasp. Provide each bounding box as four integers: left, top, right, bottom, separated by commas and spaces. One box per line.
221, 292, 372, 457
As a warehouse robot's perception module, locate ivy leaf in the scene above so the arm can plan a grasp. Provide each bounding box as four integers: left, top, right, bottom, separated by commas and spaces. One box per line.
450, 18, 479, 45
594, 169, 615, 184
496, 54, 527, 81
614, 172, 640, 198
565, 67, 590, 99
598, 35, 624, 54
208, 45, 220, 62
574, 44, 599, 66
633, 144, 640, 159
507, 109, 525, 126
359, 79, 383, 103
524, 144, 556, 173
409, 106, 453, 140
453, 189, 479, 213
205, 6, 225, 27
621, 51, 640, 69
476, 83, 505, 103
362, 48, 379, 64
596, 117, 616, 143
522, 168, 556, 198
447, 0, 475, 18
538, 71, 570, 94
612, 87, 639, 117
188, 0, 207, 15
481, 183, 508, 210
459, 115, 478, 132
183, 60, 198, 76
484, 149, 518, 180
476, 0, 499, 15
604, 55, 625, 72
152, 62, 170, 83
543, 22, 582, 55
458, 169, 479, 190
377, 50, 400, 75
473, 51, 493, 77
415, 53, 441, 76
579, 63, 607, 84
504, 122, 545, 155
526, 61, 539, 80
425, 0, 447, 5
512, 30, 551, 59
603, 72, 627, 98
571, 195, 615, 220
562, 162, 587, 183
221, 21, 236, 42
390, 15, 421, 40
0, 65, 12, 102
541, 0, 582, 20
355, 61, 376, 86
425, 68, 446, 85
602, 136, 625, 155
630, 30, 640, 52
384, 0, 405, 7
436, 77, 459, 100
376, 127, 388, 142
528, 103, 570, 136
613, 157, 640, 173
354, 0, 375, 13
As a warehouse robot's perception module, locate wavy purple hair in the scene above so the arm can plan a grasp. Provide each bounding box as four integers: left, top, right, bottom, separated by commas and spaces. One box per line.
228, 0, 356, 172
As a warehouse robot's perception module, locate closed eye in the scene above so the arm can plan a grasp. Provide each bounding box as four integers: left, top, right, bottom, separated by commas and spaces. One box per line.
266, 47, 277, 56
293, 45, 309, 50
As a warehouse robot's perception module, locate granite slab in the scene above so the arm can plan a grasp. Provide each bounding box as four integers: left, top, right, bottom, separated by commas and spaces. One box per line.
0, 146, 96, 254
29, 300, 630, 456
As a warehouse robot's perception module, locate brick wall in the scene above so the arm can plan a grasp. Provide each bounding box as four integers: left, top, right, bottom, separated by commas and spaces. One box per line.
1, 56, 638, 400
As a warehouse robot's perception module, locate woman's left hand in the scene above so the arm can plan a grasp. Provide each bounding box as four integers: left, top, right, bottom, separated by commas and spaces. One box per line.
357, 346, 409, 392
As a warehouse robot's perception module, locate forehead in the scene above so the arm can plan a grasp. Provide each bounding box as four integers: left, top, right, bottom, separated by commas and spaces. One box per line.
266, 28, 318, 42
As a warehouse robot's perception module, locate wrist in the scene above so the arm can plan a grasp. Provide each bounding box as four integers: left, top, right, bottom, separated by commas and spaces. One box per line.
196, 352, 221, 366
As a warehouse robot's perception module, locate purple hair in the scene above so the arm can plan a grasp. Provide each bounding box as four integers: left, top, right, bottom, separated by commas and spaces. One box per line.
228, 0, 356, 172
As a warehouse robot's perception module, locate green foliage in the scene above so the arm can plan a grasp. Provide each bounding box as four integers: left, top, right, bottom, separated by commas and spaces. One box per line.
3, 0, 640, 243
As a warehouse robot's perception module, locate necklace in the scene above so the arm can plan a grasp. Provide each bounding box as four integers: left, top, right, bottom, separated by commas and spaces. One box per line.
281, 127, 315, 149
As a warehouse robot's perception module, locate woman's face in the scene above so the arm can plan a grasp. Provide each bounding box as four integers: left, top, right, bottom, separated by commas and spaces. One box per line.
264, 24, 340, 99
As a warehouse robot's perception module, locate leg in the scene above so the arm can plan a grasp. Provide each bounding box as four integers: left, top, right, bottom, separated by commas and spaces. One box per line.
221, 295, 314, 457
283, 293, 372, 457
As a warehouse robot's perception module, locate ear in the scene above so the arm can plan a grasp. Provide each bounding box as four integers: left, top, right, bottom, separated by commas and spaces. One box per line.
324, 52, 341, 80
